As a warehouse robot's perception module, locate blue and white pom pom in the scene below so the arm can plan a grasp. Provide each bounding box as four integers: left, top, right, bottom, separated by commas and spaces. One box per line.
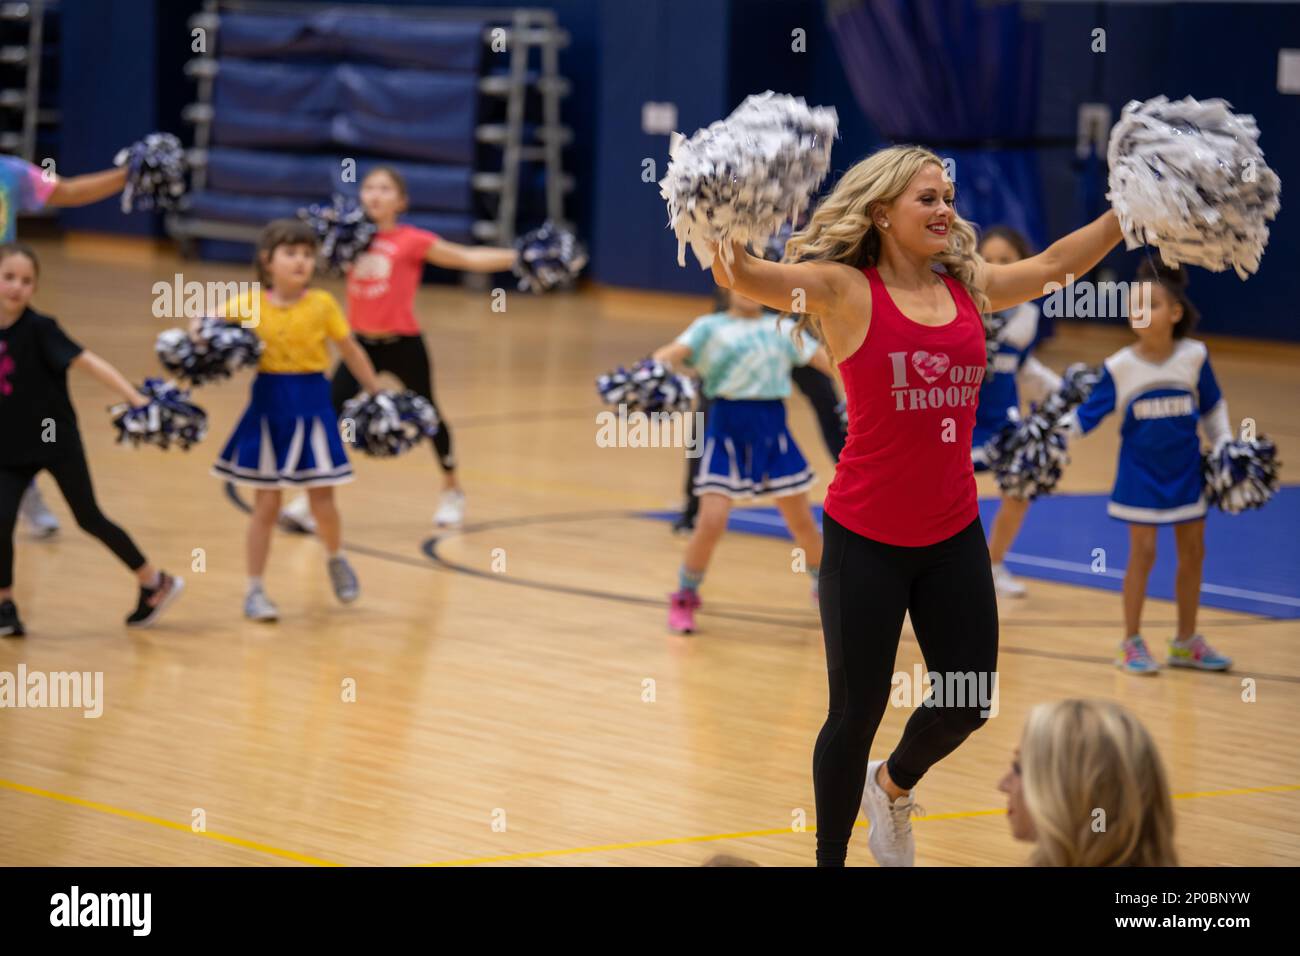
114, 132, 189, 214
298, 194, 377, 275
514, 222, 587, 293
110, 378, 208, 451
339, 389, 439, 458
986, 364, 1102, 500
155, 318, 264, 387
1203, 437, 1281, 514
660, 91, 838, 275
1108, 95, 1282, 279
596, 358, 696, 414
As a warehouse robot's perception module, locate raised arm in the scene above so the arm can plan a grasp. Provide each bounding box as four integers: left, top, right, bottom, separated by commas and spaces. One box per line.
978, 211, 1123, 312
47, 167, 129, 208
426, 239, 517, 274
711, 242, 857, 319
71, 350, 148, 406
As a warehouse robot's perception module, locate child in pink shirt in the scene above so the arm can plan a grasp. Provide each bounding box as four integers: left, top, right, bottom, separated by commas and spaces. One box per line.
281, 166, 517, 531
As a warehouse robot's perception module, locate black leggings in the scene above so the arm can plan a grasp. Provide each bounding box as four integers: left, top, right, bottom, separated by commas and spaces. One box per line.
791, 364, 846, 461
813, 511, 998, 867
1, 445, 147, 590
331, 334, 454, 472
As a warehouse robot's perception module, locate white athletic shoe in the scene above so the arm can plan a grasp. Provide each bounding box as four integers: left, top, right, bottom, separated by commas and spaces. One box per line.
992, 562, 1027, 598
278, 494, 316, 535
19, 482, 60, 538
434, 489, 466, 527
860, 759, 917, 867
244, 588, 279, 623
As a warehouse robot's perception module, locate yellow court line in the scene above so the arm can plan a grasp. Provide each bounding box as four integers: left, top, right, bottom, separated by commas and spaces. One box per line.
0, 778, 342, 867
4, 776, 1297, 868
423, 783, 1300, 866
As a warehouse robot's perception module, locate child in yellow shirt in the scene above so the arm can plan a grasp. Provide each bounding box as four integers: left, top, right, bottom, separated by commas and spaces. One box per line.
212, 219, 381, 621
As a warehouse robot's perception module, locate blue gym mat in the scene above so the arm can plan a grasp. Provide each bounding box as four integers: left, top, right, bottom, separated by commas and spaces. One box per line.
642, 488, 1300, 619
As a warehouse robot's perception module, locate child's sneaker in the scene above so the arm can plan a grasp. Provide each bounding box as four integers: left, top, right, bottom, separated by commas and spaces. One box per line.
125, 572, 185, 628
434, 489, 466, 527
278, 494, 316, 535
992, 562, 1027, 598
244, 588, 279, 622
668, 589, 700, 634
1168, 634, 1232, 671
19, 482, 59, 538
328, 556, 359, 603
0, 599, 25, 637
1117, 635, 1159, 675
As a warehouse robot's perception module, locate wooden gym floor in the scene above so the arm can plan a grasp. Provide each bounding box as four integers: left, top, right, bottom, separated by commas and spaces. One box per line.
1, 236, 1296, 866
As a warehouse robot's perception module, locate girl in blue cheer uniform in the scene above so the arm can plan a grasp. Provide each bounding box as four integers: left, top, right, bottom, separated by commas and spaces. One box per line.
973, 228, 1062, 598
1065, 260, 1233, 675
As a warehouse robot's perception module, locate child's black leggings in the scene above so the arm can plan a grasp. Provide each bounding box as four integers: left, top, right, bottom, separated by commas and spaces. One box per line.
0, 444, 147, 589
813, 511, 999, 867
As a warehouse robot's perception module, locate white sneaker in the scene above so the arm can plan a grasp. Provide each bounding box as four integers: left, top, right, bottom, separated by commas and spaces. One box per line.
244, 588, 279, 622
19, 482, 60, 538
992, 562, 1027, 598
434, 489, 466, 527
278, 494, 316, 535
859, 759, 917, 867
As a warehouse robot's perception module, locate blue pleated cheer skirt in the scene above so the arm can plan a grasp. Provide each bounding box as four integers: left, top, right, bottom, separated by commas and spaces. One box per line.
694, 398, 814, 500
212, 372, 353, 489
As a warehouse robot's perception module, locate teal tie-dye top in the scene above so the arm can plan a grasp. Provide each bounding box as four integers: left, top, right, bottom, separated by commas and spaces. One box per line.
675, 311, 820, 400
0, 156, 56, 241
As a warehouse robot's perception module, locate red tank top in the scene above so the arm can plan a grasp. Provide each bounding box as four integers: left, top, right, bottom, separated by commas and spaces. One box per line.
823, 267, 986, 547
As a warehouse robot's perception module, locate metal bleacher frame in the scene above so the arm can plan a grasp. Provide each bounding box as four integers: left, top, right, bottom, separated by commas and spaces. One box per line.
168, 0, 575, 260
2, 0, 60, 219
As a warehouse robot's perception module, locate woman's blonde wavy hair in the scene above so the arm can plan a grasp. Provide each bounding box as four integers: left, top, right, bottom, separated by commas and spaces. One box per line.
784, 145, 988, 349
1021, 699, 1179, 867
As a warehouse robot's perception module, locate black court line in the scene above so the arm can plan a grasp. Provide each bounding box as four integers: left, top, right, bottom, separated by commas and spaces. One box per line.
222, 482, 1300, 682
454, 406, 596, 428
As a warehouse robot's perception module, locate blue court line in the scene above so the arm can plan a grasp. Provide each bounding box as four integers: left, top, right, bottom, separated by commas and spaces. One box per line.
642, 487, 1299, 619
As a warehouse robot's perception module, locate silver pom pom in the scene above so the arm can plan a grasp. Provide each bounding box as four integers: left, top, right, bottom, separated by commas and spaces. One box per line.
1107, 95, 1281, 279
596, 359, 696, 414
340, 389, 439, 458
1203, 436, 1280, 514
659, 91, 838, 275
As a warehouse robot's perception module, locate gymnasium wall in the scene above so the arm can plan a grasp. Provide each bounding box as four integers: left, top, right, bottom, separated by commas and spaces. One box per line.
1037, 1, 1300, 341
51, 1, 1299, 339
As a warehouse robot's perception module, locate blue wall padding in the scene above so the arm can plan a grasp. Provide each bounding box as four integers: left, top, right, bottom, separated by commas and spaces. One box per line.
211, 61, 478, 163
216, 11, 485, 71
204, 149, 473, 211
214, 60, 479, 126
211, 60, 336, 115
209, 110, 476, 165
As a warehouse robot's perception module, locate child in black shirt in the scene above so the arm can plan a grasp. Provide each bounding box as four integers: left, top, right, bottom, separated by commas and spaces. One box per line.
0, 243, 184, 635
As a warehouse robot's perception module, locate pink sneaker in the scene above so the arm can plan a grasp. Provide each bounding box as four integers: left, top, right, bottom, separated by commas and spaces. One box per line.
668, 589, 701, 634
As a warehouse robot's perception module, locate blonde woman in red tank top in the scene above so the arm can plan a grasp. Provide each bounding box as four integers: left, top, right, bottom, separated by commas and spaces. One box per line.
711, 145, 1123, 867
